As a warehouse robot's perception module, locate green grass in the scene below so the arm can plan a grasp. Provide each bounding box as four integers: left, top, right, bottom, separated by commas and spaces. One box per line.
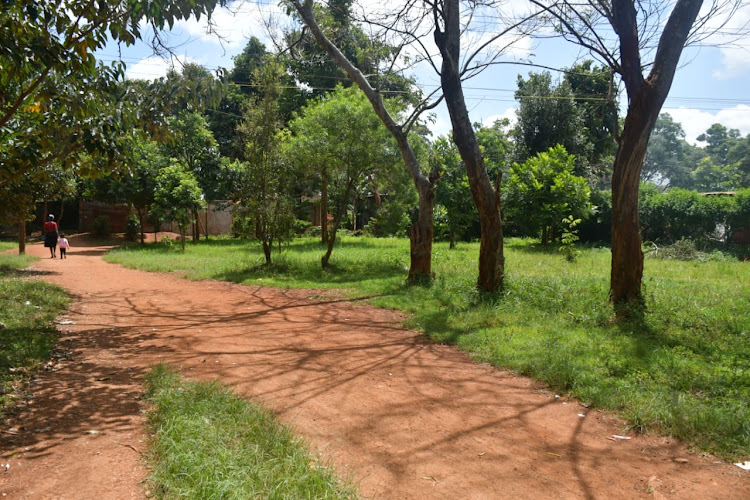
144, 364, 357, 499
0, 246, 69, 412
107, 236, 750, 460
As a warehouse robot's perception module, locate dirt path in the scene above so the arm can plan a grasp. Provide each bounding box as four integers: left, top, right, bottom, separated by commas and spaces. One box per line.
1, 235, 748, 499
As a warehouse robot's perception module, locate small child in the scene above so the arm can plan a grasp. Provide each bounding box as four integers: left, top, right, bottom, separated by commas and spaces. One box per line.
57, 233, 70, 259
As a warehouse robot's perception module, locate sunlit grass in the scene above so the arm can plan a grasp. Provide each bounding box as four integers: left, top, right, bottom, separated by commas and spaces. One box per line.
144, 364, 357, 499
107, 236, 750, 459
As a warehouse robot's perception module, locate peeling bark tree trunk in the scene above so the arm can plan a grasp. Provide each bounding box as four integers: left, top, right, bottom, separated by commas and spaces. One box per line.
435, 0, 503, 292
608, 0, 703, 312
292, 0, 437, 282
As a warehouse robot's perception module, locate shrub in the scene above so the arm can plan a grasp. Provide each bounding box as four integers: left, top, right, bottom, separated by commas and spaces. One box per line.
124, 214, 141, 242
292, 219, 312, 236
92, 215, 110, 237
578, 189, 611, 243
645, 238, 731, 262
727, 187, 750, 242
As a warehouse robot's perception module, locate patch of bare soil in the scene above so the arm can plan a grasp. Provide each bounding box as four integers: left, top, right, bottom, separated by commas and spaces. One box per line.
1, 234, 748, 499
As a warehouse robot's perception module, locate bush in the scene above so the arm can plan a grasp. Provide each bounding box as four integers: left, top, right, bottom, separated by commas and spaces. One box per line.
578, 189, 611, 243
292, 219, 312, 236
92, 215, 110, 237
645, 238, 730, 262
579, 186, 747, 247
124, 214, 141, 242
727, 187, 750, 242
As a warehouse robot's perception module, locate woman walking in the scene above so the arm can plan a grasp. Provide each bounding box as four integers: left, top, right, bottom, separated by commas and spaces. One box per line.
43, 214, 58, 258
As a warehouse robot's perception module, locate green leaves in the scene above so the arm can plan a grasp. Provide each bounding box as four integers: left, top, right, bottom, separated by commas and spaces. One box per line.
1, 0, 227, 189
505, 145, 594, 244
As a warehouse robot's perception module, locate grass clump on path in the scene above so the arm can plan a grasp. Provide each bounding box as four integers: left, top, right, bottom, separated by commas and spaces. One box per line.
0, 244, 69, 412
144, 364, 357, 499
108, 236, 750, 460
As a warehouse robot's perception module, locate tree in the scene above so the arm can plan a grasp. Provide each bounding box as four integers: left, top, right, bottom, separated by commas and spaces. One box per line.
513, 71, 587, 165
287, 85, 401, 267
691, 157, 739, 192
564, 60, 618, 181
431, 0, 535, 291
643, 113, 692, 188
290, 0, 540, 290
0, 164, 77, 254
232, 63, 295, 265
505, 145, 594, 245
697, 123, 740, 166
0, 175, 41, 255
162, 110, 223, 240
283, 0, 411, 101
726, 134, 750, 187
122, 140, 168, 243
0, 0, 225, 188
532, 0, 739, 313
150, 162, 204, 252
289, 0, 442, 282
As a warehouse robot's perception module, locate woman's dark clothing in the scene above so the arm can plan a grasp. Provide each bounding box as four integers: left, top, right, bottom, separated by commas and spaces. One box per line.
44, 221, 58, 248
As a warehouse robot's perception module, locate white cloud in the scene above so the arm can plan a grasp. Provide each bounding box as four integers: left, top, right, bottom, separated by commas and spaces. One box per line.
698, 2, 750, 79
713, 45, 750, 80
174, 1, 284, 50
125, 55, 200, 81
482, 107, 517, 129
663, 105, 750, 144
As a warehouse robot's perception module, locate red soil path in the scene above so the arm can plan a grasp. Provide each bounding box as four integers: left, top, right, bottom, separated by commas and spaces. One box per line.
1, 235, 748, 499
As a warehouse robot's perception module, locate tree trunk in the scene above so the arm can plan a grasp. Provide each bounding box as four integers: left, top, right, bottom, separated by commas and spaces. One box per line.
408, 181, 434, 280
137, 208, 146, 243
18, 219, 26, 255
180, 224, 187, 252
192, 209, 199, 242
205, 205, 209, 241
321, 169, 329, 244
322, 179, 354, 269
434, 0, 503, 291
263, 240, 272, 264
607, 0, 703, 313
610, 98, 656, 309
449, 230, 456, 250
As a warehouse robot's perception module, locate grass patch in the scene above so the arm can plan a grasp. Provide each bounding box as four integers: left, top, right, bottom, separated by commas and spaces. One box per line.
107, 236, 750, 460
143, 364, 357, 499
0, 247, 69, 412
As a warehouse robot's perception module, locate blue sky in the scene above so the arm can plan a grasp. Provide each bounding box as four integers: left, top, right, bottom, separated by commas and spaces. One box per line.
97, 0, 750, 145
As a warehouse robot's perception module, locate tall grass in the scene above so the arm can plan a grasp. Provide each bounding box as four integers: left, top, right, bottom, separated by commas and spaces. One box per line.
107, 236, 750, 459
144, 364, 357, 499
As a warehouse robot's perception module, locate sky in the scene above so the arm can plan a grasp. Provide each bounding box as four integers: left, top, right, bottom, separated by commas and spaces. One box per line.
96, 0, 750, 146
